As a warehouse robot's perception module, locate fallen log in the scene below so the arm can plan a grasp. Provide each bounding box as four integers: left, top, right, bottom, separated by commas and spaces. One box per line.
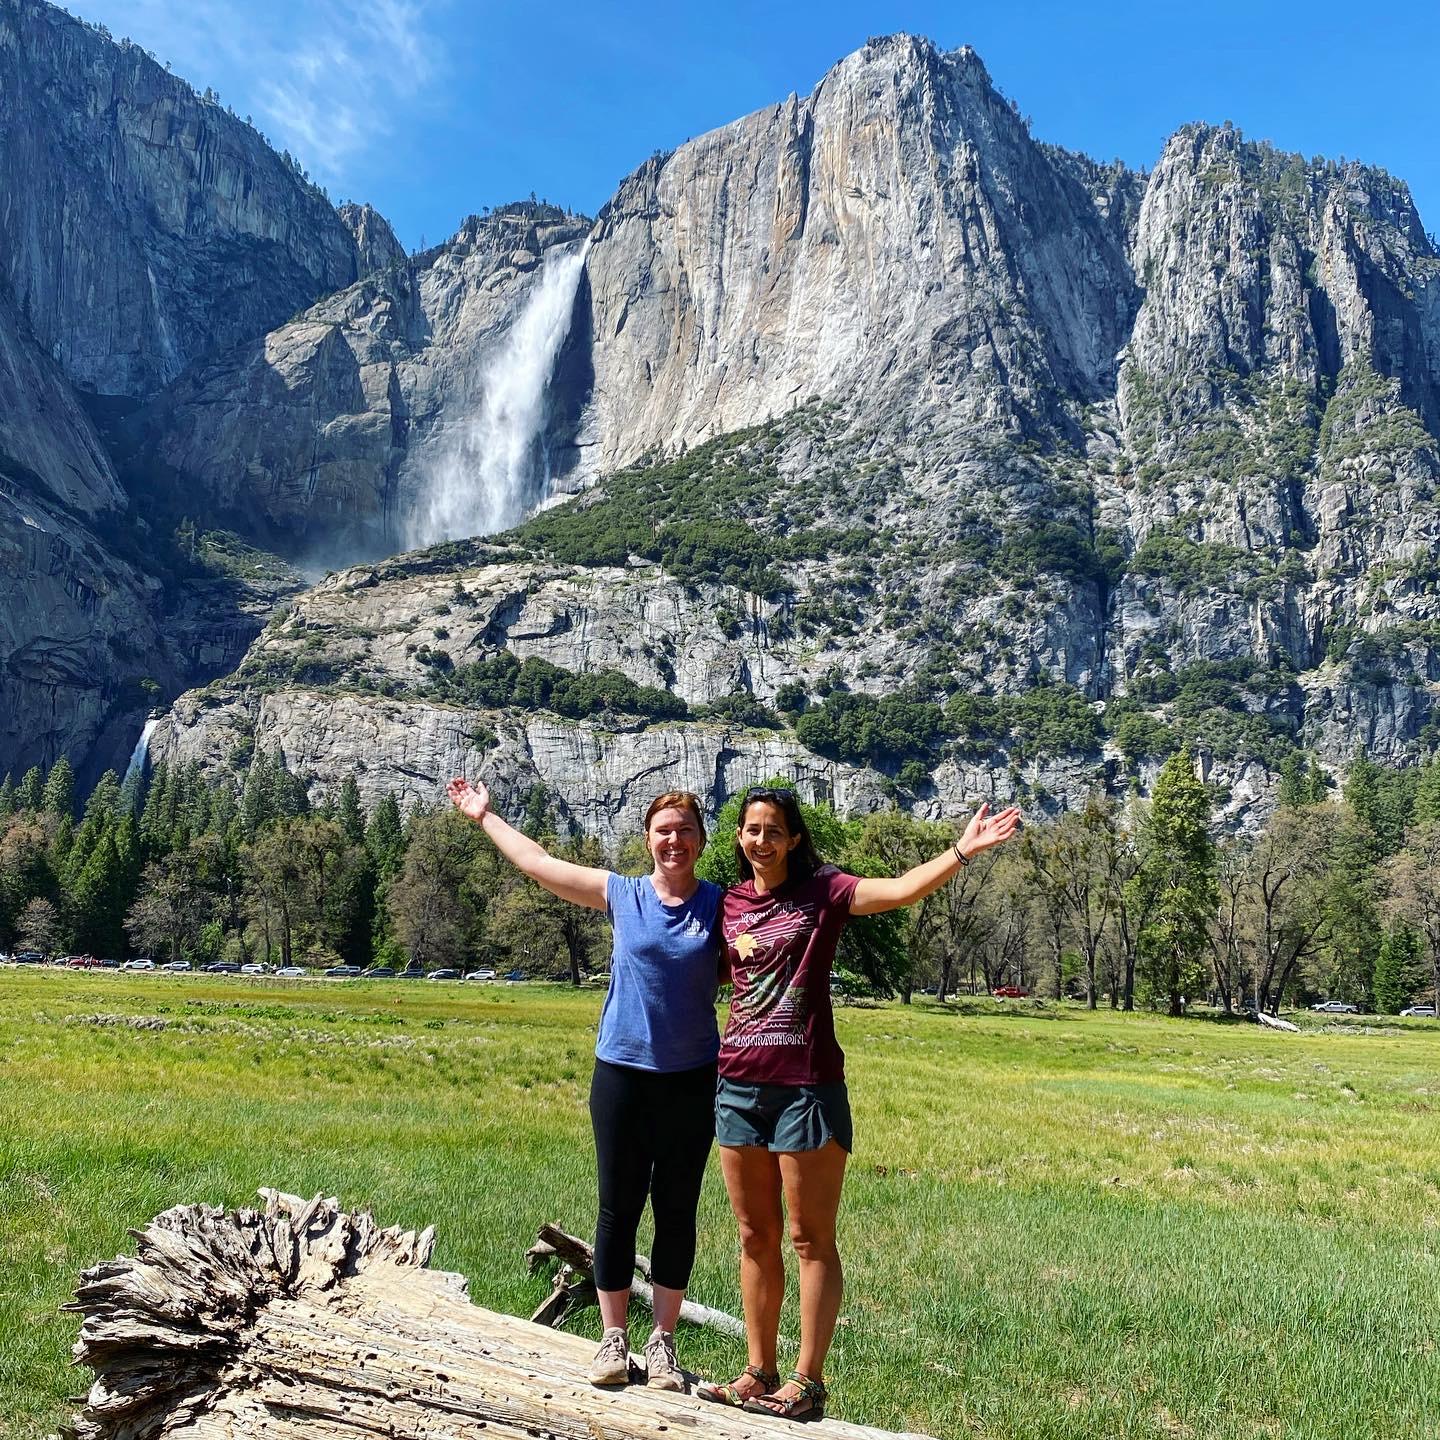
1254, 1009, 1301, 1033
527, 1221, 746, 1338
64, 1189, 934, 1440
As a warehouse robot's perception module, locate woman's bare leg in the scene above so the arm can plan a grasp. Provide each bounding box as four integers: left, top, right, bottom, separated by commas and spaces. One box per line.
718, 1143, 785, 1387
650, 1283, 684, 1332
778, 1140, 848, 1385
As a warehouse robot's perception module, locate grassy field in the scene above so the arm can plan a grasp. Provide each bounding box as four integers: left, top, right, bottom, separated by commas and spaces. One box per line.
2, 970, 1438, 1439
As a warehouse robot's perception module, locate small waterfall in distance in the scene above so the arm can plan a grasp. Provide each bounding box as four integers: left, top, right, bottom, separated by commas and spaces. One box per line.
124, 715, 159, 787
411, 238, 591, 546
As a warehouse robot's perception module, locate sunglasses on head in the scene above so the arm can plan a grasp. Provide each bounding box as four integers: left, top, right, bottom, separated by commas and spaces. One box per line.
743, 786, 797, 804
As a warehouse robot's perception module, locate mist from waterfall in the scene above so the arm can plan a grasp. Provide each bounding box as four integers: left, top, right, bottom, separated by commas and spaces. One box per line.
410, 239, 590, 547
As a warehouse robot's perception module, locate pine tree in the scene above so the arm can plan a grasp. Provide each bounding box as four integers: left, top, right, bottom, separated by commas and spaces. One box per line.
1344, 749, 1413, 857
240, 754, 270, 835
84, 770, 124, 824
268, 751, 309, 820
1374, 925, 1421, 1014
1278, 752, 1329, 808
1413, 759, 1440, 825
64, 812, 105, 890
49, 815, 75, 876
338, 777, 366, 847
0, 773, 15, 817
71, 833, 128, 957
140, 761, 172, 854
1278, 753, 1311, 808
42, 757, 76, 818
17, 766, 44, 813
367, 793, 405, 881
1131, 751, 1217, 1016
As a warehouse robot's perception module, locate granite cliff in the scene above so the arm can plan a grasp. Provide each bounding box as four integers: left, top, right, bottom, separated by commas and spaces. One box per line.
4, 14, 1440, 838
0, 0, 395, 399
0, 0, 395, 776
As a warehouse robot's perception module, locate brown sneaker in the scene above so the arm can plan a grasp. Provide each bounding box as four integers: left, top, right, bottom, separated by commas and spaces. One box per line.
587, 1327, 631, 1386
643, 1328, 685, 1391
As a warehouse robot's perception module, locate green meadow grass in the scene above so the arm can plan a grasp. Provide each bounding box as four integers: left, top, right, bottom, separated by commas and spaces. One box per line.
2, 970, 1438, 1439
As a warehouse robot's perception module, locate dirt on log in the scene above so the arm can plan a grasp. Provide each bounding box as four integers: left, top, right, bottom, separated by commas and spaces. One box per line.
63, 1189, 935, 1439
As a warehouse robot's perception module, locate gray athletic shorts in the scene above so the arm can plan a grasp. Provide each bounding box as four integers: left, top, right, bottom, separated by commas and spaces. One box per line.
714, 1076, 853, 1153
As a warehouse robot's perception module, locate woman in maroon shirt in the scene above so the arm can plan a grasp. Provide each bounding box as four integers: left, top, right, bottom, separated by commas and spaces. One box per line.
698, 787, 1020, 1421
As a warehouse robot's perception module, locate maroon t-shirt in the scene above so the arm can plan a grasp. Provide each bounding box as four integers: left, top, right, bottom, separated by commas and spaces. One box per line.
718, 866, 861, 1085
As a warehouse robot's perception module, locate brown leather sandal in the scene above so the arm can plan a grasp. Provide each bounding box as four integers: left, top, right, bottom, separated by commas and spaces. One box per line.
697, 1364, 780, 1407
742, 1370, 827, 1422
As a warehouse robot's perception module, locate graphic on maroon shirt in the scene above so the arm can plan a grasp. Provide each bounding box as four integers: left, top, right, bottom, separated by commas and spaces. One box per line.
719, 867, 859, 1085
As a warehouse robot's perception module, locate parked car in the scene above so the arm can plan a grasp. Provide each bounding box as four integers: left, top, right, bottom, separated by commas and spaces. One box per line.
464, 968, 497, 982
205, 962, 242, 973
428, 968, 461, 980
504, 968, 527, 982
992, 985, 1030, 998
274, 966, 306, 978
1400, 1005, 1436, 1017
323, 965, 362, 978
360, 966, 396, 978
1310, 1000, 1359, 1013
66, 954, 101, 969
161, 961, 192, 972
123, 958, 156, 971
240, 963, 270, 975
13, 951, 46, 965
395, 966, 424, 980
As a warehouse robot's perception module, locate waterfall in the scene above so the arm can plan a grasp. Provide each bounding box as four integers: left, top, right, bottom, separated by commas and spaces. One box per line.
124, 716, 159, 787
410, 239, 590, 547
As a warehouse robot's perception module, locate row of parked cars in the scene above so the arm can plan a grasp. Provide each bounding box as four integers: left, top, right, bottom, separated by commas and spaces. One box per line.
0, 953, 528, 982
1310, 999, 1436, 1017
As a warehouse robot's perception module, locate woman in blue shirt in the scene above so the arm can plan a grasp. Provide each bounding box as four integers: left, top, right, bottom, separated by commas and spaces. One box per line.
448, 778, 721, 1394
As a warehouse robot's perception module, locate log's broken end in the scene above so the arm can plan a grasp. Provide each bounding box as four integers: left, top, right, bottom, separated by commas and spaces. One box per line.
64, 1193, 937, 1440
62, 1191, 437, 1440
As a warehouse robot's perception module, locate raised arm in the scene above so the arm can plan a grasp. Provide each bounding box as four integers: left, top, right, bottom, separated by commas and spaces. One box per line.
446, 778, 610, 911
850, 802, 1021, 916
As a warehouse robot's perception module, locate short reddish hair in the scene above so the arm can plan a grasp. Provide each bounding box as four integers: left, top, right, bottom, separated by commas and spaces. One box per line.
644, 791, 706, 842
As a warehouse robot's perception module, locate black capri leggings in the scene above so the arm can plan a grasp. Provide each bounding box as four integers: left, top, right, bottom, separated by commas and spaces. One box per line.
589, 1057, 717, 1293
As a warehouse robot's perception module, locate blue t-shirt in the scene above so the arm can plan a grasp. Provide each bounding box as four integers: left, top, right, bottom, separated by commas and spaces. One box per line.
596, 874, 723, 1073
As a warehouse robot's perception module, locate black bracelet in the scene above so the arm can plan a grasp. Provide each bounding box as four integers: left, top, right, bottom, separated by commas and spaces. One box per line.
952, 842, 968, 867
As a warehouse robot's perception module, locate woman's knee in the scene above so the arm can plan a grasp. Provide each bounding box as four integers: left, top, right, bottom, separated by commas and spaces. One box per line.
787, 1216, 839, 1264
736, 1211, 784, 1257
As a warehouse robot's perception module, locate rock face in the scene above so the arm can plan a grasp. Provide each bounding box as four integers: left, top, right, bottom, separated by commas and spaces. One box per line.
140, 38, 1142, 548
578, 37, 1137, 474
136, 205, 593, 555
338, 203, 407, 278
0, 0, 381, 398
0, 290, 165, 774
6, 17, 1440, 830
0, 0, 392, 772
1104, 124, 1440, 706
154, 688, 886, 848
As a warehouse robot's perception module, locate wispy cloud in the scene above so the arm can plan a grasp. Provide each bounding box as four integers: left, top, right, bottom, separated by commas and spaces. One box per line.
76, 0, 444, 186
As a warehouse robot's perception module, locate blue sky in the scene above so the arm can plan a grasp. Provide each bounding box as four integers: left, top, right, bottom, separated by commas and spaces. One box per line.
77, 0, 1440, 252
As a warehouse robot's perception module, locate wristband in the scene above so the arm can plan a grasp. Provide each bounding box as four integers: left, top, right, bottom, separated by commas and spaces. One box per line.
952, 842, 968, 867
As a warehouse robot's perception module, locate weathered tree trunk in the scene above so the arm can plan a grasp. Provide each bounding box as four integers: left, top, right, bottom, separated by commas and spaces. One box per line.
65, 1191, 933, 1440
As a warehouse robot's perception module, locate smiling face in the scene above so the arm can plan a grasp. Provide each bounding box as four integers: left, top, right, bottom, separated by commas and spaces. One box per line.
647, 806, 703, 879
737, 800, 802, 884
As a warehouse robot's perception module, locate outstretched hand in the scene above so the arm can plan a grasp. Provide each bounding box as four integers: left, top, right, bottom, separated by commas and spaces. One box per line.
960, 801, 1022, 858
446, 776, 491, 823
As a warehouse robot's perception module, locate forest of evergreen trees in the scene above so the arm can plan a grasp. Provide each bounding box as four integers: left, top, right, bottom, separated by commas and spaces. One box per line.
1, 748, 1438, 1016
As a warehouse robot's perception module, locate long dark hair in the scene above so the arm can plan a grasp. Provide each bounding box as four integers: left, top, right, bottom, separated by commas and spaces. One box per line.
734, 787, 823, 884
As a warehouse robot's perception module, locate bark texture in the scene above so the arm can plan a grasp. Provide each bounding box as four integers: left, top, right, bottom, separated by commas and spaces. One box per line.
65, 1190, 932, 1440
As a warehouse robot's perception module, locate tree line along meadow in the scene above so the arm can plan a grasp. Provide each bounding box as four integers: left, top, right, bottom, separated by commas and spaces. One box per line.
1, 745, 1439, 1015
